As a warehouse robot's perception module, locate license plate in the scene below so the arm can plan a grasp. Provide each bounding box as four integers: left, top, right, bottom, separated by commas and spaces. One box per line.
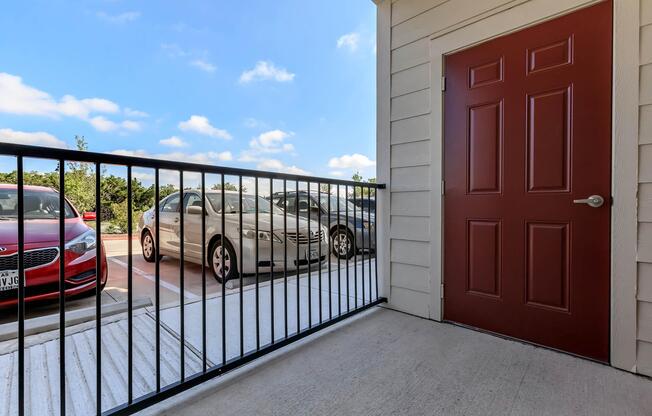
307, 248, 319, 261
0, 270, 19, 291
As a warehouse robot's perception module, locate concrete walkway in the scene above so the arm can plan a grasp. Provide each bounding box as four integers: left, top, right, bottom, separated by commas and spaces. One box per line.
144, 307, 652, 416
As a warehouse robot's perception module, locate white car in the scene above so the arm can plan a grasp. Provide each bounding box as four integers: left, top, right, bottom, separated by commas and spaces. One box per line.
138, 190, 329, 283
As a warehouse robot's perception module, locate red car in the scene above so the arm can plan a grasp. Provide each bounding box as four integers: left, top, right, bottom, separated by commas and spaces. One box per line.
0, 185, 107, 308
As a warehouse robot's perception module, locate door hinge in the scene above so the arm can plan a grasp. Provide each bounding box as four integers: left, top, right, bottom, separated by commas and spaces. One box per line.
441, 180, 445, 196
440, 283, 444, 299
441, 76, 446, 91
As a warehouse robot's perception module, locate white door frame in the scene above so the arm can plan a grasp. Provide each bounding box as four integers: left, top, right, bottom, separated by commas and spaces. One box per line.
428, 0, 639, 370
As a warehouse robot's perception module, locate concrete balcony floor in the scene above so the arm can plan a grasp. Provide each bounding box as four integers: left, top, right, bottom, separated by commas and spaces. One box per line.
144, 307, 652, 416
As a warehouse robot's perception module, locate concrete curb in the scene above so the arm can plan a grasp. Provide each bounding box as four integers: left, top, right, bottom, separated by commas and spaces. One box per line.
0, 297, 151, 342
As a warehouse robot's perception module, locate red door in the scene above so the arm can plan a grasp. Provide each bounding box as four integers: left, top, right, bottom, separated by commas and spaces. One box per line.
443, 1, 612, 362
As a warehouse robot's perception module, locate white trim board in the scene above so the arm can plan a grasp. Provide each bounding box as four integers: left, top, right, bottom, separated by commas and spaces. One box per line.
426, 0, 639, 370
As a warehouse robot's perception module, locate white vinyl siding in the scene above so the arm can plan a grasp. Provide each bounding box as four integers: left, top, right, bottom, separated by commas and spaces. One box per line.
638, 0, 652, 377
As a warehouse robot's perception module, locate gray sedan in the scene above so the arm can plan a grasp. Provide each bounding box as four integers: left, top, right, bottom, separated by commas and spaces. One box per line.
270, 191, 375, 259
138, 190, 329, 283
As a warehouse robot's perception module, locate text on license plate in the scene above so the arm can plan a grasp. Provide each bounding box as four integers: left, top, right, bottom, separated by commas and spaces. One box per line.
0, 270, 19, 291
307, 248, 319, 261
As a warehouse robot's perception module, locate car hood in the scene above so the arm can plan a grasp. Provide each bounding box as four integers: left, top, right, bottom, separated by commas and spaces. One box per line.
0, 218, 89, 245
239, 213, 317, 233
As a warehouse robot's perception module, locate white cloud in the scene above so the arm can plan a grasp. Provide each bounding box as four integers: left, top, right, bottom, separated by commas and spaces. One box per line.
111, 149, 232, 164
178, 115, 232, 140
190, 59, 216, 73
337, 32, 360, 52
161, 43, 188, 58
239, 129, 295, 162
159, 136, 187, 148
58, 96, 119, 118
0, 129, 67, 148
243, 117, 268, 129
89, 116, 118, 132
257, 159, 309, 176
329, 171, 345, 177
328, 153, 376, 169
239, 61, 295, 84
120, 120, 141, 131
124, 107, 148, 118
0, 72, 142, 133
96, 11, 141, 24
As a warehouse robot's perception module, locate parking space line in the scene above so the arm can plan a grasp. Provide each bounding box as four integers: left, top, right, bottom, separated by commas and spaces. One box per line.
109, 258, 200, 299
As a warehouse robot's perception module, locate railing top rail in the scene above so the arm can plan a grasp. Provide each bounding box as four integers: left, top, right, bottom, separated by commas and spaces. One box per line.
0, 143, 385, 188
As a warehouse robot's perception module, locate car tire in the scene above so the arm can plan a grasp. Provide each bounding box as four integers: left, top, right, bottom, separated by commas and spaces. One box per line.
332, 228, 355, 259
141, 230, 160, 263
210, 238, 238, 284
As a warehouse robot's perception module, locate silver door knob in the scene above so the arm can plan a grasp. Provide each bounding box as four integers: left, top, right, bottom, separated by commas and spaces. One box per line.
573, 195, 604, 208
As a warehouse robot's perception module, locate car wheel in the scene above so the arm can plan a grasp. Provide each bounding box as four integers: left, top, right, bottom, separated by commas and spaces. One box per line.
141, 230, 160, 263
210, 238, 238, 284
332, 228, 354, 259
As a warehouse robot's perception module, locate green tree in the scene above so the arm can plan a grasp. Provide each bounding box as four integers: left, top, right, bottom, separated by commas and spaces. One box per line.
65, 136, 95, 213
211, 182, 239, 191
351, 171, 375, 197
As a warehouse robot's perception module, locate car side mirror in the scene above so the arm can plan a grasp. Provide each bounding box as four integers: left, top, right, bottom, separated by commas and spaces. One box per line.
82, 211, 96, 221
187, 205, 204, 215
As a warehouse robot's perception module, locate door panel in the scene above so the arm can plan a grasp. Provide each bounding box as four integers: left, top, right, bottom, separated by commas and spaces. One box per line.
159, 194, 180, 253
443, 1, 612, 361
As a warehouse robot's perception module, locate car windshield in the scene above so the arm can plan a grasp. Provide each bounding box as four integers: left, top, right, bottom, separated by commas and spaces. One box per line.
207, 193, 283, 215
0, 189, 76, 220
319, 195, 356, 212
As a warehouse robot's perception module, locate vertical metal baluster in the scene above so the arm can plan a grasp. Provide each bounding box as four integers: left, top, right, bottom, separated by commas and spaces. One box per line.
127, 166, 133, 403
283, 179, 288, 338
269, 178, 274, 343
336, 184, 341, 316
239, 176, 244, 357
317, 183, 322, 324
201, 172, 207, 372
17, 156, 24, 416
327, 184, 332, 320
179, 172, 185, 380
221, 174, 226, 364
307, 182, 311, 328
255, 177, 260, 350
154, 168, 161, 392
353, 185, 358, 309
374, 187, 378, 301
58, 159, 66, 415
295, 180, 300, 332
95, 162, 102, 415
344, 185, 348, 312
368, 186, 372, 302
361, 186, 365, 306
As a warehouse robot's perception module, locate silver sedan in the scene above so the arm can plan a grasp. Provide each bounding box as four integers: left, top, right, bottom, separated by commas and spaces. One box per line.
138, 190, 329, 283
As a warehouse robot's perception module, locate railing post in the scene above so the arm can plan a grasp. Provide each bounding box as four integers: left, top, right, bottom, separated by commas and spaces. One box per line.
17, 156, 24, 416
95, 162, 102, 415
58, 159, 66, 415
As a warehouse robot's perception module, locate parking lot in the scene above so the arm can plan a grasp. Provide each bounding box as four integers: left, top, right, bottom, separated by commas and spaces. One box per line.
0, 235, 373, 326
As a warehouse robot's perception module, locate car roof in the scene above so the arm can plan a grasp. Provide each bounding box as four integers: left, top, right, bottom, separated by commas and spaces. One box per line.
0, 183, 55, 192
170, 189, 256, 197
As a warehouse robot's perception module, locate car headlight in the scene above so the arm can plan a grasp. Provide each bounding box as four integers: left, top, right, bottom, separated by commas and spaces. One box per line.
239, 227, 282, 243
65, 229, 97, 255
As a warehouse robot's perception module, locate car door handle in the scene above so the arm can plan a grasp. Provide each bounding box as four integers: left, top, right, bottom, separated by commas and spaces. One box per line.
573, 195, 604, 208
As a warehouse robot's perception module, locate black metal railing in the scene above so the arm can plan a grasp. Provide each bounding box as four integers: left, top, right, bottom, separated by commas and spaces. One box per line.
0, 142, 385, 416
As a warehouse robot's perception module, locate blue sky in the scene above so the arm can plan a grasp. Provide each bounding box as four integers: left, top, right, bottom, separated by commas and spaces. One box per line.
0, 0, 377, 183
